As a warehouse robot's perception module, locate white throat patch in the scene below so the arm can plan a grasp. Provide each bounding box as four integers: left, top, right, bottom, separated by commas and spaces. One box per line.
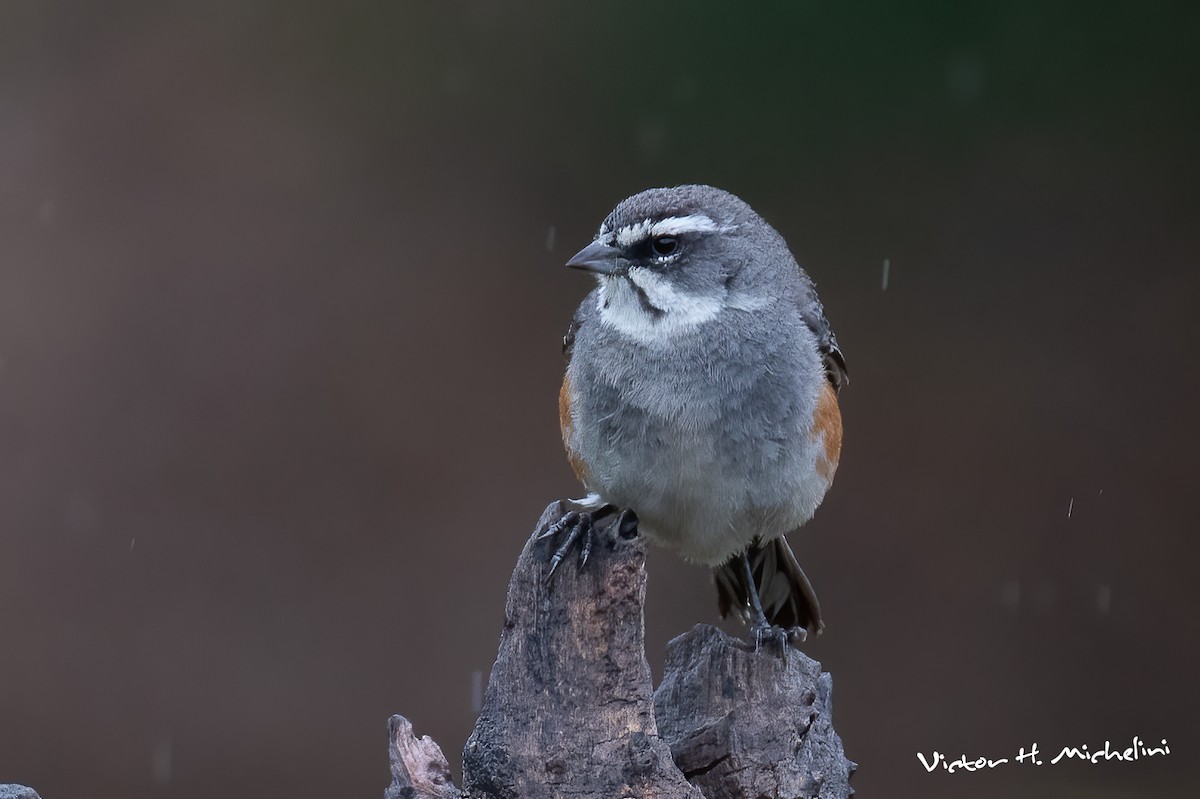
594, 212, 754, 343
596, 268, 766, 343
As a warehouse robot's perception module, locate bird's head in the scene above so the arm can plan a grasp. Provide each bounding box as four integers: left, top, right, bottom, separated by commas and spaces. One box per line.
566, 185, 785, 341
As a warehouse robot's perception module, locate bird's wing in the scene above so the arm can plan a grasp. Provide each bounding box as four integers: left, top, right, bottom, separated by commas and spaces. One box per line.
798, 299, 848, 394
562, 307, 583, 362
559, 303, 590, 484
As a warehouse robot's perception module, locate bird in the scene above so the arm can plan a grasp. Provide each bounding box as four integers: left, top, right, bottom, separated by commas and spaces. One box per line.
547, 184, 846, 644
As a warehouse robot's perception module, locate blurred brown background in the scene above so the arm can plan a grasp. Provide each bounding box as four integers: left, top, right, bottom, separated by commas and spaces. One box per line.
1, 2, 1197, 797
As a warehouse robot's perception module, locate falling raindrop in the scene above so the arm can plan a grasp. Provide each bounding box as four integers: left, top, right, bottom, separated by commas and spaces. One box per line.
471, 669, 483, 714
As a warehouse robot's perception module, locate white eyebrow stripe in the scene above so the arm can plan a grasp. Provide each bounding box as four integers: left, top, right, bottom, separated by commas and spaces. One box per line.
650, 214, 734, 237
613, 214, 735, 246
614, 219, 652, 247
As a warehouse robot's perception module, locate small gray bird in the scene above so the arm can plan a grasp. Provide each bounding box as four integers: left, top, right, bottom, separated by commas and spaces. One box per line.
548, 185, 846, 643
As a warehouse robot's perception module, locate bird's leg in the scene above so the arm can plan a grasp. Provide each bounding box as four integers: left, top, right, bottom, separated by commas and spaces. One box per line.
741, 550, 769, 627
741, 550, 790, 653
537, 498, 621, 578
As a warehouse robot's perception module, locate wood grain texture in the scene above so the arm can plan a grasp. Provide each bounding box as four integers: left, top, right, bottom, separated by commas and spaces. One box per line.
462, 501, 699, 799
385, 501, 853, 799
385, 715, 462, 799
654, 625, 856, 798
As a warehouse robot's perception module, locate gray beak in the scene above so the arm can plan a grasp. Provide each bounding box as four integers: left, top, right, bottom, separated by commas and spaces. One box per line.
566, 240, 628, 276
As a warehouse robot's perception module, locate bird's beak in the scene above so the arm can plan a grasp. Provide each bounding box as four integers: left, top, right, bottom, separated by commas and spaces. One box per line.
566, 240, 628, 276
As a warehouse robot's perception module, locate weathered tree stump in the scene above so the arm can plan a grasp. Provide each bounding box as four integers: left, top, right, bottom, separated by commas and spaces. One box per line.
654, 626, 856, 798
385, 715, 462, 799
386, 501, 854, 799
0, 787, 41, 799
461, 501, 698, 799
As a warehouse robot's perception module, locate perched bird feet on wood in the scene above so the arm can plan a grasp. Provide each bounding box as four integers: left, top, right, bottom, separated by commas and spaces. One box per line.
751, 619, 797, 654
738, 550, 807, 653
537, 498, 637, 578
539, 509, 596, 577
715, 538, 823, 648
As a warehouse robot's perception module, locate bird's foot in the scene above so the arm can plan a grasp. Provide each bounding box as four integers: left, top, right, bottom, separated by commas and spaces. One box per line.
537, 501, 635, 579
750, 620, 801, 654
539, 509, 596, 576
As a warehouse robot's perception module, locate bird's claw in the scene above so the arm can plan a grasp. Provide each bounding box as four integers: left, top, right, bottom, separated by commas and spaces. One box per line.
538, 502, 633, 579
539, 509, 595, 577
751, 620, 798, 654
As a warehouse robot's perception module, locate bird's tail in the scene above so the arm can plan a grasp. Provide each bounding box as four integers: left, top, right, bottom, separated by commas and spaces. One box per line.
714, 534, 824, 641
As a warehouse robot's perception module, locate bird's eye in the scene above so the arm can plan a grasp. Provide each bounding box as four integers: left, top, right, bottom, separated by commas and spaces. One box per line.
651, 236, 678, 257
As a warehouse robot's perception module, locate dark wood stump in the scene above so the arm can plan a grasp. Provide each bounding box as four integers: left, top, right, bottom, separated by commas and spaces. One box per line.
461, 501, 698, 799
385, 715, 462, 799
386, 501, 854, 799
654, 625, 856, 798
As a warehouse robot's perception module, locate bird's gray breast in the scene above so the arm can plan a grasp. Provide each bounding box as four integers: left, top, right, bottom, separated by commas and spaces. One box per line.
565, 299, 828, 564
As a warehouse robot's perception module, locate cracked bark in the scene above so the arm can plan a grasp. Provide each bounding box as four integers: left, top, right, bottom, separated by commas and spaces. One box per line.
386, 501, 854, 799
654, 626, 856, 798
